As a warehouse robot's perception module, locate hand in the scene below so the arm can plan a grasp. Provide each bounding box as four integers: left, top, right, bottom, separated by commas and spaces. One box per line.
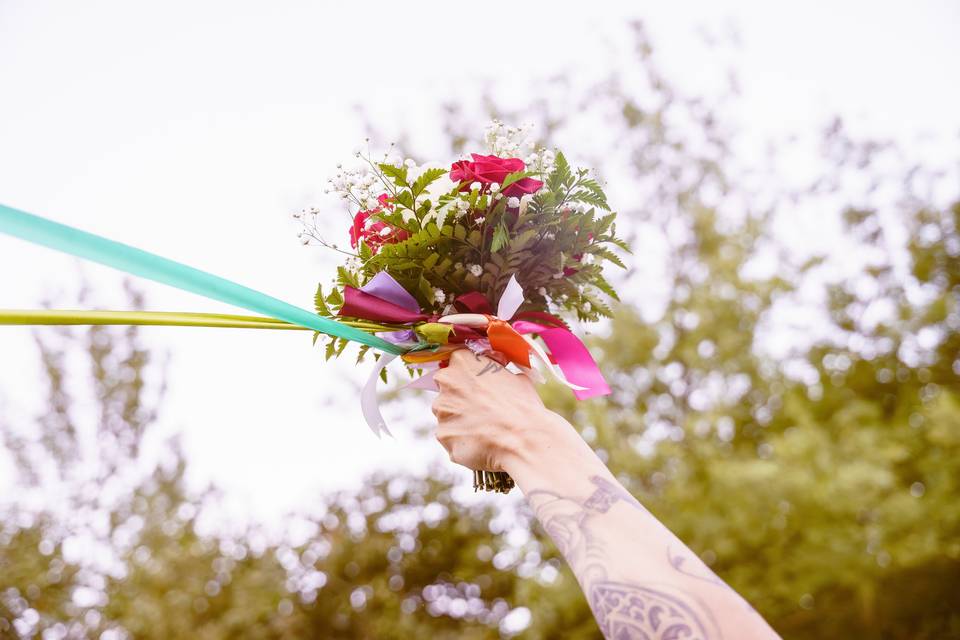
432, 348, 554, 473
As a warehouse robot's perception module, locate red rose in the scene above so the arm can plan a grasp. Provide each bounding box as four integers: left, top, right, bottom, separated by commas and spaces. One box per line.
449, 153, 544, 197
349, 195, 408, 253
349, 210, 372, 249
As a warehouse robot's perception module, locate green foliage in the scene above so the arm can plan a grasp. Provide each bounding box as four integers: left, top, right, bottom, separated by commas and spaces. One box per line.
378, 162, 409, 189
412, 167, 447, 198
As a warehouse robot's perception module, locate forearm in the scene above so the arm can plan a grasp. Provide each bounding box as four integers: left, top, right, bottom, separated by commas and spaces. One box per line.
503, 411, 780, 640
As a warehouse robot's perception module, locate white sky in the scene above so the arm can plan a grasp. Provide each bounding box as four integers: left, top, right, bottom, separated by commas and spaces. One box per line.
1, 0, 958, 525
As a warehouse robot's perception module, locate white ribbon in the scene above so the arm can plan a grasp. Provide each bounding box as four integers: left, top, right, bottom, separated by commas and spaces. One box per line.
361, 353, 397, 438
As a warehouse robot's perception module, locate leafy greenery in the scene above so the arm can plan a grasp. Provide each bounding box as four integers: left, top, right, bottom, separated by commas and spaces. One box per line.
358, 154, 623, 323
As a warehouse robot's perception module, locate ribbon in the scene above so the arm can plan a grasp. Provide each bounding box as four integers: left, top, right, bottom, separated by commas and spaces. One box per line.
0, 203, 402, 354
339, 273, 430, 324
362, 353, 399, 438
513, 320, 610, 400
0, 309, 307, 330
349, 272, 610, 435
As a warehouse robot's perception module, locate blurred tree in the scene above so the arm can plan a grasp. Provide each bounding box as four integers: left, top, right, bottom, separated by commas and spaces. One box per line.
433, 22, 960, 638
0, 293, 542, 639
2, 20, 958, 640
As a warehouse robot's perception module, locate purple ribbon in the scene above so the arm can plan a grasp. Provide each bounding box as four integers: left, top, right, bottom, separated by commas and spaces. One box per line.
338, 272, 430, 324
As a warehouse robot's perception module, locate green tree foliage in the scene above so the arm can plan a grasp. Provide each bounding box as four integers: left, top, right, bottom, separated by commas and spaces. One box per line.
538, 196, 960, 638
2, 21, 958, 640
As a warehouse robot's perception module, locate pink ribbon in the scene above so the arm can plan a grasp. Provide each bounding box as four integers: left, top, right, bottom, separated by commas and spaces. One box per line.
512, 320, 610, 400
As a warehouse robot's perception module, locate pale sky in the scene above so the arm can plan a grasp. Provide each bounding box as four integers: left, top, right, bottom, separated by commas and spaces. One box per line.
1, 0, 958, 526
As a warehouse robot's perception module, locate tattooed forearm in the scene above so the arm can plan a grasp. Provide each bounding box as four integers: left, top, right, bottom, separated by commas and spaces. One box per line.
528, 476, 721, 639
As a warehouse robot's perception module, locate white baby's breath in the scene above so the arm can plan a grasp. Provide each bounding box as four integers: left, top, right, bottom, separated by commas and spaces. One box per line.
484, 120, 537, 158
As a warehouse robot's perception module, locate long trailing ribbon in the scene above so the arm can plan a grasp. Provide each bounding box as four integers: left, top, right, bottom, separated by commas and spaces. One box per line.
0, 310, 397, 334
0, 203, 403, 354
0, 310, 307, 330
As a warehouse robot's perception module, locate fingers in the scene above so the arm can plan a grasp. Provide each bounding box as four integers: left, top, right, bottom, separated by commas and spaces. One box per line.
447, 348, 475, 366
433, 415, 463, 466
435, 349, 481, 391
430, 395, 456, 420
448, 348, 506, 378
433, 366, 453, 391
447, 348, 484, 373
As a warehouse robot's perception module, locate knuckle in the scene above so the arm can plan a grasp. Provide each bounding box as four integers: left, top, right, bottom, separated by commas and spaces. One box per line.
431, 396, 459, 420
434, 430, 454, 453
449, 349, 476, 371
446, 441, 462, 464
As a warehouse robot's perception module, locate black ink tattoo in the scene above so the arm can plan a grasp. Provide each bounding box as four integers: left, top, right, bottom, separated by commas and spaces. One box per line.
667, 546, 727, 589
527, 476, 721, 640
591, 581, 712, 640
475, 359, 505, 376
668, 546, 762, 617
584, 476, 646, 513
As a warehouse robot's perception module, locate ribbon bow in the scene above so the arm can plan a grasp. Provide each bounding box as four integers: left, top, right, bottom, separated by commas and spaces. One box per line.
340, 273, 610, 437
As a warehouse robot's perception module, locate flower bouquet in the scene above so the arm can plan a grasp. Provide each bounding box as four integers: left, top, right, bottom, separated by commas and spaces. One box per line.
296, 122, 627, 491
0, 122, 626, 494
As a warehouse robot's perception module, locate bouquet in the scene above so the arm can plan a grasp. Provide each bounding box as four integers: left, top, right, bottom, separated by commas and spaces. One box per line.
0, 121, 626, 494
296, 122, 627, 491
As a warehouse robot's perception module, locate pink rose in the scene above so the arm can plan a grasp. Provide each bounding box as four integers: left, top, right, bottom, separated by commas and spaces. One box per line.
449, 154, 544, 197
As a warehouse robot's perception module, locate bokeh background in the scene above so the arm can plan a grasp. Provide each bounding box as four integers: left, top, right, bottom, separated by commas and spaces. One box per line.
1, 1, 959, 638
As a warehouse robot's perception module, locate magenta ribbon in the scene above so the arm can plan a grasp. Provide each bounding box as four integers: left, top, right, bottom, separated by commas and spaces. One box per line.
512, 320, 610, 400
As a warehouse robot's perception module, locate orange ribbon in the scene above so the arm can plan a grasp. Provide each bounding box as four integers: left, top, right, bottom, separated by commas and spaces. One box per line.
399, 316, 531, 370
485, 316, 531, 368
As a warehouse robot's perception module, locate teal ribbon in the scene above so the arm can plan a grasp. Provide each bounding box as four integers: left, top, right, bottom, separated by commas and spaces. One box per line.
0, 203, 403, 354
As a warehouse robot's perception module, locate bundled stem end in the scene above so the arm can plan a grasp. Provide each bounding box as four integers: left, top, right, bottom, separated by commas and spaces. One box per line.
473, 470, 515, 494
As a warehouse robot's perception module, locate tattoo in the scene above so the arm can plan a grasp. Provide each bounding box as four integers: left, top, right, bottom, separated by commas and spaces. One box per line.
668, 546, 762, 617
584, 476, 646, 513
528, 476, 721, 639
475, 359, 505, 376
667, 546, 726, 589
591, 582, 712, 640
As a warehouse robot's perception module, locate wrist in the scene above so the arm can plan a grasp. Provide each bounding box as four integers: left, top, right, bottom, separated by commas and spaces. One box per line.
500, 409, 606, 495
